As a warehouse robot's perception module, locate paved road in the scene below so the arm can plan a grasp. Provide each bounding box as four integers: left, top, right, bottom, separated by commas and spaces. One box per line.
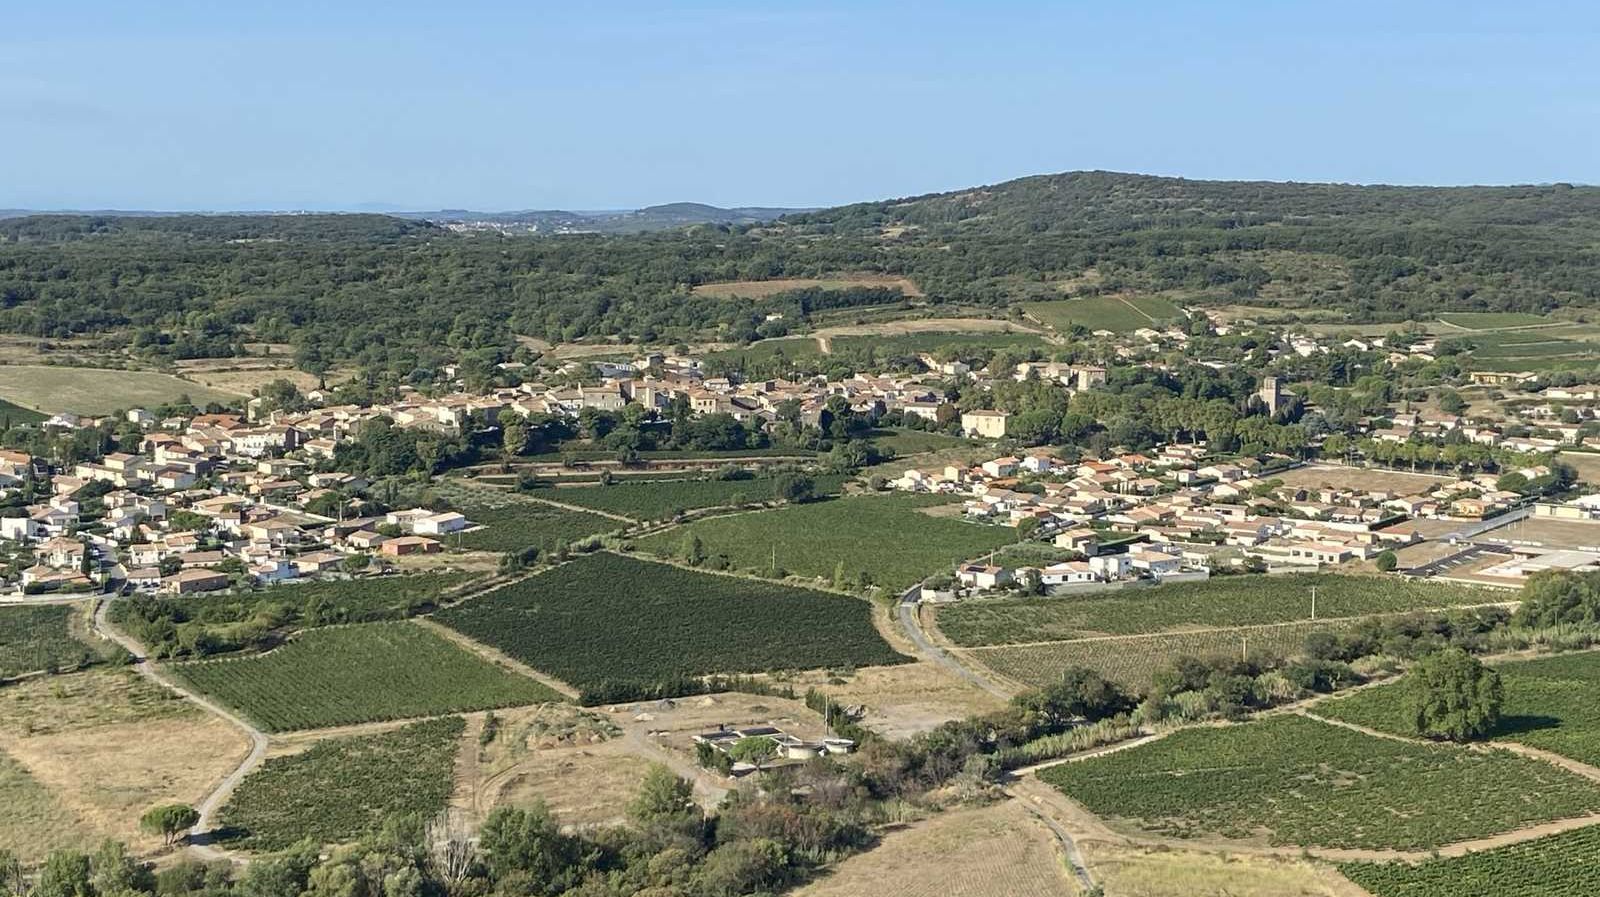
896, 589, 1012, 700
93, 598, 266, 862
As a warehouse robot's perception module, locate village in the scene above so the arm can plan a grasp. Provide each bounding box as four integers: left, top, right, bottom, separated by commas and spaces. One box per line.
3, 318, 1600, 604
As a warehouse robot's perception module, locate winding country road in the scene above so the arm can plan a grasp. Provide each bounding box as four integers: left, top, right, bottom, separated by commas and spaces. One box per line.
895, 589, 1012, 700
92, 598, 267, 862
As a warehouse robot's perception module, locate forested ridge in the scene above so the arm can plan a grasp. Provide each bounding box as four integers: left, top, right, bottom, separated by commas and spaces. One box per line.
3, 171, 1599, 374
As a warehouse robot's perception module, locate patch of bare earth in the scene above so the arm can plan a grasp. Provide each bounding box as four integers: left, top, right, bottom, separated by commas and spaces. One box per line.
794, 801, 1077, 897
0, 669, 248, 856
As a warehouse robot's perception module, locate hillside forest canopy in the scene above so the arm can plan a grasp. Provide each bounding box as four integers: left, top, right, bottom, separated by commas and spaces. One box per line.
2, 172, 1599, 378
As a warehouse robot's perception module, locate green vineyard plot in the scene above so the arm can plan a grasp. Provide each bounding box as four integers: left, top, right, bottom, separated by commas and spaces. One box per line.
165, 622, 560, 731
936, 574, 1498, 646
1317, 650, 1600, 766
1039, 715, 1600, 851
434, 552, 908, 696
219, 717, 464, 851
1342, 825, 1600, 897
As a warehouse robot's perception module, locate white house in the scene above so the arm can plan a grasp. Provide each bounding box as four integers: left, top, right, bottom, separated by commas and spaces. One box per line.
1088, 553, 1131, 581
1041, 561, 1096, 586
956, 564, 1013, 590
413, 511, 469, 536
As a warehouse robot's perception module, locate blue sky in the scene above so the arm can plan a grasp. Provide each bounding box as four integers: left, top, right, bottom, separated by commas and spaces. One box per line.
3, 1, 1596, 210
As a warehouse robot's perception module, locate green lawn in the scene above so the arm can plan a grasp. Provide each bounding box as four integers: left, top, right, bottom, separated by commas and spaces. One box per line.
1040, 714, 1600, 851
1315, 650, 1600, 766
165, 622, 560, 731
435, 552, 907, 698
635, 493, 1017, 590
936, 574, 1499, 646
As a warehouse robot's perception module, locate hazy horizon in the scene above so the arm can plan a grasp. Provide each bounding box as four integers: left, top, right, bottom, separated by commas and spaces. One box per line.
4, 1, 1597, 211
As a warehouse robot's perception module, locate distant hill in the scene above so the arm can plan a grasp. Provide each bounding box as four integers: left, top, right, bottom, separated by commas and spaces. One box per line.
398, 202, 809, 233
0, 202, 807, 234
788, 170, 1600, 234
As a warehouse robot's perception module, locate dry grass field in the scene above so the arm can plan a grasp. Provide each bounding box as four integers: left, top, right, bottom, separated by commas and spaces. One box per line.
807, 317, 1039, 339
0, 364, 242, 414
1274, 464, 1453, 493
0, 669, 248, 859
1079, 843, 1370, 897
173, 357, 324, 393
1476, 515, 1600, 551
1560, 451, 1600, 485
789, 660, 1008, 740
794, 801, 1075, 897
692, 274, 923, 299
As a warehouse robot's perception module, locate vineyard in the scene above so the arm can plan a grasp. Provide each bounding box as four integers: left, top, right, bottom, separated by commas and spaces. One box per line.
1316, 650, 1600, 766
164, 622, 560, 731
434, 552, 908, 696
1342, 824, 1600, 897
111, 571, 476, 657
936, 574, 1501, 646
0, 603, 94, 679
219, 717, 464, 850
965, 620, 1352, 692
452, 493, 622, 553
635, 493, 1016, 589
1039, 715, 1600, 850
548, 472, 851, 521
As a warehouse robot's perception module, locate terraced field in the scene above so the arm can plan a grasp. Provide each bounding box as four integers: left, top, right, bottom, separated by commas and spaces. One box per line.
165, 622, 559, 731
1040, 714, 1600, 851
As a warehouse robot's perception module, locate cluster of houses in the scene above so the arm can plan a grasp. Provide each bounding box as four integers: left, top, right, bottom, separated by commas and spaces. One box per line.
905, 440, 1557, 595
1, 415, 474, 598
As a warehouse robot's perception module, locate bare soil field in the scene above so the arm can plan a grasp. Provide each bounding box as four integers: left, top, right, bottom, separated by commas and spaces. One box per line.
1375, 518, 1470, 540
1079, 843, 1370, 897
1560, 451, 1600, 485
454, 705, 652, 828
808, 317, 1040, 339
0, 669, 248, 859
1476, 515, 1600, 551
173, 357, 322, 393
1274, 464, 1453, 494
0, 364, 243, 414
692, 274, 923, 299
794, 801, 1076, 897
790, 660, 1008, 740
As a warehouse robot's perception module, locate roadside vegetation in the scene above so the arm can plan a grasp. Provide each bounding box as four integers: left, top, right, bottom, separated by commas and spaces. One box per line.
936, 574, 1501, 645
110, 572, 476, 658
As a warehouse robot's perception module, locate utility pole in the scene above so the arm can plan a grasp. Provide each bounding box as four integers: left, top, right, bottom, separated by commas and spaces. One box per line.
1311, 585, 1317, 621
1242, 635, 1248, 662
